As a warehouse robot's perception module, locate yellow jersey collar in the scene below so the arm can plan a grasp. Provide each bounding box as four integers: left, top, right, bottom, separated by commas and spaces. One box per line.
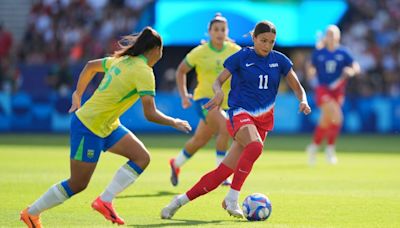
138, 54, 148, 64
208, 41, 227, 53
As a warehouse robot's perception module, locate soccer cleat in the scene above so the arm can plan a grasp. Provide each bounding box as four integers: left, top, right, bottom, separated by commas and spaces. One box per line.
169, 158, 180, 186
91, 197, 125, 225
20, 208, 42, 228
306, 143, 318, 166
161, 196, 182, 219
221, 178, 231, 186
222, 198, 243, 218
325, 145, 338, 165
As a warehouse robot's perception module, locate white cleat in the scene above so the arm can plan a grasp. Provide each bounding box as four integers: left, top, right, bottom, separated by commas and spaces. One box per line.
221, 177, 232, 186
325, 145, 338, 165
161, 196, 181, 219
222, 198, 243, 218
306, 143, 318, 166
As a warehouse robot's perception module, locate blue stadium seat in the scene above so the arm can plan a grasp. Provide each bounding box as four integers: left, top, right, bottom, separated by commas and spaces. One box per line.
0, 92, 11, 131
11, 92, 33, 130
51, 95, 72, 132
0, 92, 12, 116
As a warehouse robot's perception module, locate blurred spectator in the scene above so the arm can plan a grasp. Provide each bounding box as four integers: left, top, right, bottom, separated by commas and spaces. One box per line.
17, 0, 153, 65
341, 0, 400, 96
12, 0, 399, 96
0, 23, 13, 60
0, 57, 21, 93
288, 0, 400, 97
46, 60, 73, 97
159, 68, 177, 91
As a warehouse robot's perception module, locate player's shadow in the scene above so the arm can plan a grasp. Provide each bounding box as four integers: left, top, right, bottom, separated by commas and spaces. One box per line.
116, 191, 177, 199
129, 219, 225, 227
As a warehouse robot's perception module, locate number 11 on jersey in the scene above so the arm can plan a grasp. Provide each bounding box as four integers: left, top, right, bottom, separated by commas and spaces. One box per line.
258, 74, 269, 89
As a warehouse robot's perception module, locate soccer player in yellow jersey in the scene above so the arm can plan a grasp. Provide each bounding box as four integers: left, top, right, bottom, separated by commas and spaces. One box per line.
20, 27, 191, 227
169, 13, 241, 186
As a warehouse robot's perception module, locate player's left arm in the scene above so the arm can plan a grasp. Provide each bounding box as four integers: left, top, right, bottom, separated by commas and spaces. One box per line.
342, 49, 361, 79
343, 61, 361, 78
69, 58, 104, 113
285, 68, 311, 115
141, 95, 192, 133
204, 68, 232, 110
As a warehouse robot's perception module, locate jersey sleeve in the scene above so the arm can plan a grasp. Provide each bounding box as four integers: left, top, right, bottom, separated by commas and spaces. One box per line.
134, 69, 156, 97
278, 52, 293, 77
223, 49, 241, 74
231, 42, 242, 52
101, 57, 116, 73
185, 46, 201, 68
343, 49, 354, 67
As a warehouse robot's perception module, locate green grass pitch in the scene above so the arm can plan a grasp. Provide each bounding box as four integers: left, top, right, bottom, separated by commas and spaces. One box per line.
0, 134, 399, 227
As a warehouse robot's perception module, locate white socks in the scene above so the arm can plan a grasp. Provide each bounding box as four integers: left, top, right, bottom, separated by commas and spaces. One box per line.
28, 183, 69, 215
216, 150, 227, 166
174, 149, 192, 168
226, 188, 240, 201
27, 161, 143, 216
177, 194, 190, 206
100, 163, 140, 202
174, 150, 227, 168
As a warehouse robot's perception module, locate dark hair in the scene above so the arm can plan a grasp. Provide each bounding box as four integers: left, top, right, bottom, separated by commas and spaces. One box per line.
113, 26, 162, 58
208, 13, 227, 30
253, 21, 276, 37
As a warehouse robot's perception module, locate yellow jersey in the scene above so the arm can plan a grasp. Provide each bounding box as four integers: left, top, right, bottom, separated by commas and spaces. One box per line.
185, 41, 241, 109
76, 55, 155, 137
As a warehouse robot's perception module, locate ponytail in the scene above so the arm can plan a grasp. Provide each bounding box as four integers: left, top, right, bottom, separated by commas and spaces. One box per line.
113, 27, 162, 58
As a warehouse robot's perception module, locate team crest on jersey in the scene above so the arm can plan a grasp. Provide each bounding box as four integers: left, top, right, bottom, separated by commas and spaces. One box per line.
335, 54, 344, 61
87, 149, 95, 159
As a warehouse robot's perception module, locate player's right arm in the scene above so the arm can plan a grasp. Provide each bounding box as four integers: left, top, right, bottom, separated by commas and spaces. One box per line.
176, 60, 193, 109
69, 58, 105, 113
141, 95, 192, 133
204, 68, 232, 110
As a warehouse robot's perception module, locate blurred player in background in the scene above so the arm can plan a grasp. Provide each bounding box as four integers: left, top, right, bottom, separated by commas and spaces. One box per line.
169, 13, 241, 186
161, 21, 311, 219
20, 27, 191, 227
306, 25, 360, 165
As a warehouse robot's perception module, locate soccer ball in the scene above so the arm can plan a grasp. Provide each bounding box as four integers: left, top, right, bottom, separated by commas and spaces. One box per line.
242, 193, 272, 221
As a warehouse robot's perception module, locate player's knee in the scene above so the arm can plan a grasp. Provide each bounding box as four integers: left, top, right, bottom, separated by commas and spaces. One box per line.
133, 151, 151, 169
193, 135, 210, 147
330, 111, 343, 124
243, 141, 263, 162
218, 125, 230, 137
142, 152, 151, 167
69, 180, 89, 193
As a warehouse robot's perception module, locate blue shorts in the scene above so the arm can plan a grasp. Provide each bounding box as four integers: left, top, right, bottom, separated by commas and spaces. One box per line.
194, 98, 211, 120
194, 98, 227, 121
70, 113, 130, 163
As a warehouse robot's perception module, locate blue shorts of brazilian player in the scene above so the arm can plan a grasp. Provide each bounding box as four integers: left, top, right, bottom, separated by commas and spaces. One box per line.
70, 113, 129, 163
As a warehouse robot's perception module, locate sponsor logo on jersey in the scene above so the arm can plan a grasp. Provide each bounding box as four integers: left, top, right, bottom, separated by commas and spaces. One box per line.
269, 63, 279, 68
245, 63, 255, 67
240, 118, 251, 123
335, 54, 344, 61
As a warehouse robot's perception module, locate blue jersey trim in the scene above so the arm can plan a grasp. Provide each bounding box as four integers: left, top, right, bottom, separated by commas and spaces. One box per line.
61, 180, 75, 197
182, 149, 192, 158
216, 150, 227, 156
127, 160, 143, 175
